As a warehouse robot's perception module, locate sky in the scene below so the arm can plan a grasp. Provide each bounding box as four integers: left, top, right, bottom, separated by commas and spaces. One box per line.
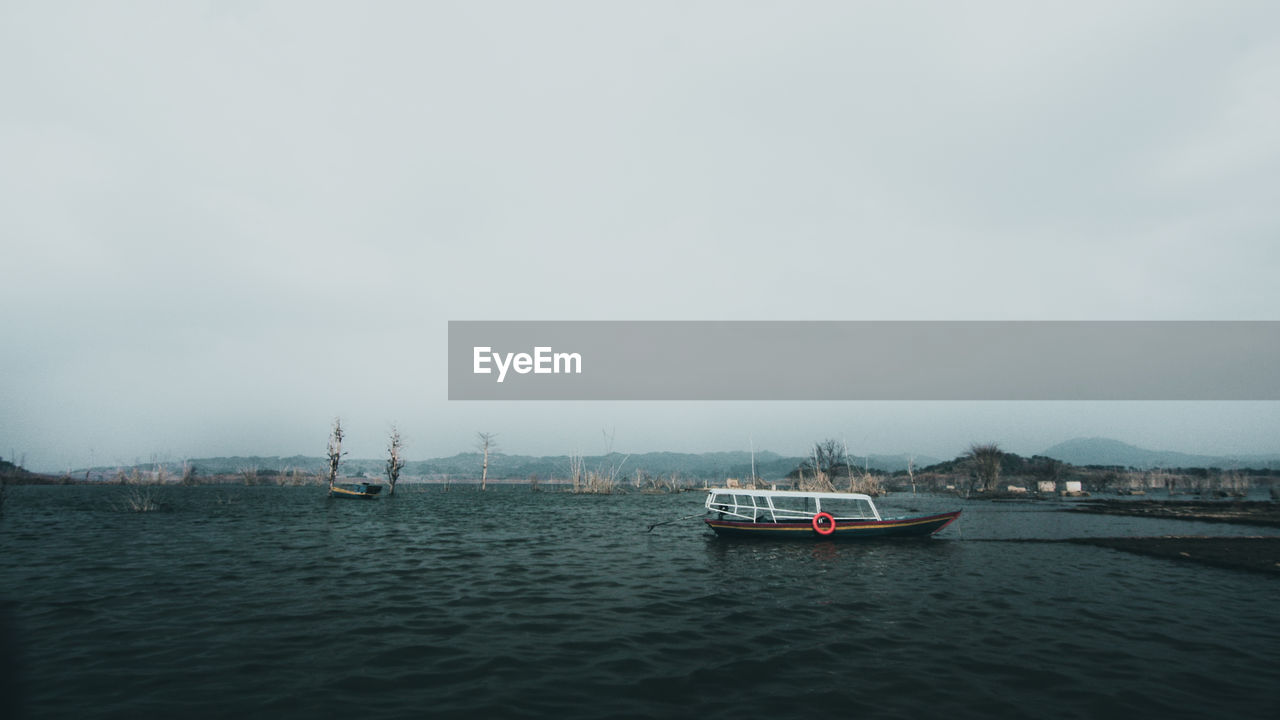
2, 1, 1279, 472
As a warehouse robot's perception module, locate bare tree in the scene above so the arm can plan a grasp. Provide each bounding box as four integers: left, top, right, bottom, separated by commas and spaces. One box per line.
595, 455, 629, 494
843, 440, 856, 492
594, 429, 629, 494
386, 426, 406, 496
812, 438, 849, 478
965, 442, 1003, 496
476, 432, 497, 491
326, 418, 346, 493
802, 445, 837, 492
151, 455, 171, 485
569, 451, 584, 493
565, 447, 627, 495
791, 439, 845, 492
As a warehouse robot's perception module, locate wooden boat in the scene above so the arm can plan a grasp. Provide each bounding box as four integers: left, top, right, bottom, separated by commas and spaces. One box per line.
329, 482, 383, 500
704, 488, 959, 539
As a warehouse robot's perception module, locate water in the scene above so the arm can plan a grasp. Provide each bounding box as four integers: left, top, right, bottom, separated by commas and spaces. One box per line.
1, 486, 1277, 719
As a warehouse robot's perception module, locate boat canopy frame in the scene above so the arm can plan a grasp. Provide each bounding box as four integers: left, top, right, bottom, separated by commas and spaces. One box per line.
704, 488, 882, 523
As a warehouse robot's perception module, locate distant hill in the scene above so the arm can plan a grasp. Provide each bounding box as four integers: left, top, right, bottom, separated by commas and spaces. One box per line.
1, 457, 38, 481
1039, 437, 1280, 470
66, 438, 1280, 483
86, 449, 934, 481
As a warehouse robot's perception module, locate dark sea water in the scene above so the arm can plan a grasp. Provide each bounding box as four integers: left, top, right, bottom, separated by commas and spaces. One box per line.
1, 486, 1277, 720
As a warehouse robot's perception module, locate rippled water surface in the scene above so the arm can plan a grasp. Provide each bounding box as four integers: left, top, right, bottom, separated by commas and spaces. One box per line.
1, 486, 1277, 719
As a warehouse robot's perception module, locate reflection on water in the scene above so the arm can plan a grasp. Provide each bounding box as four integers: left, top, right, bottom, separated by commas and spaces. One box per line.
0, 486, 1276, 719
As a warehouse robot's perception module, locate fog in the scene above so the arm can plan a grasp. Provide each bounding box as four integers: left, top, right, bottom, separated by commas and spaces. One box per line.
2, 1, 1278, 470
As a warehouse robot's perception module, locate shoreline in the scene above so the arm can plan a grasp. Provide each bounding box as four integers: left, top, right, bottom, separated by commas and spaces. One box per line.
1069, 499, 1280, 528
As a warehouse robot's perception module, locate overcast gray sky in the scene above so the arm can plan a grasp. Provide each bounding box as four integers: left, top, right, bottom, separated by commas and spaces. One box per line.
3, 1, 1279, 471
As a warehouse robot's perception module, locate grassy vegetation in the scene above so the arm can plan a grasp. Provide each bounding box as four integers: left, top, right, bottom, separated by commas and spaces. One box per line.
568, 451, 629, 494
116, 486, 160, 512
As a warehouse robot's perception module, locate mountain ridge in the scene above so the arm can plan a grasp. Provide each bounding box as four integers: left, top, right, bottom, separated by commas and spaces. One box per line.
1038, 437, 1280, 470
79, 449, 937, 480
71, 437, 1280, 480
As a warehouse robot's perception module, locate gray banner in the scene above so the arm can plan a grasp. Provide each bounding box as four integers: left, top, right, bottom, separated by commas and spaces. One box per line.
448, 321, 1280, 400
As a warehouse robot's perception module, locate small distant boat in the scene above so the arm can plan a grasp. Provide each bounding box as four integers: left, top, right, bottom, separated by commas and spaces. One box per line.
704, 488, 959, 539
329, 482, 383, 500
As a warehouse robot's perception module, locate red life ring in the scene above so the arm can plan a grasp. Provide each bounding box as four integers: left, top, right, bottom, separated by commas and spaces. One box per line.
812, 512, 836, 536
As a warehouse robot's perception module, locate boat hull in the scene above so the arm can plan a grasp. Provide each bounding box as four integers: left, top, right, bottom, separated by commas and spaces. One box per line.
329, 483, 383, 500
704, 510, 960, 539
